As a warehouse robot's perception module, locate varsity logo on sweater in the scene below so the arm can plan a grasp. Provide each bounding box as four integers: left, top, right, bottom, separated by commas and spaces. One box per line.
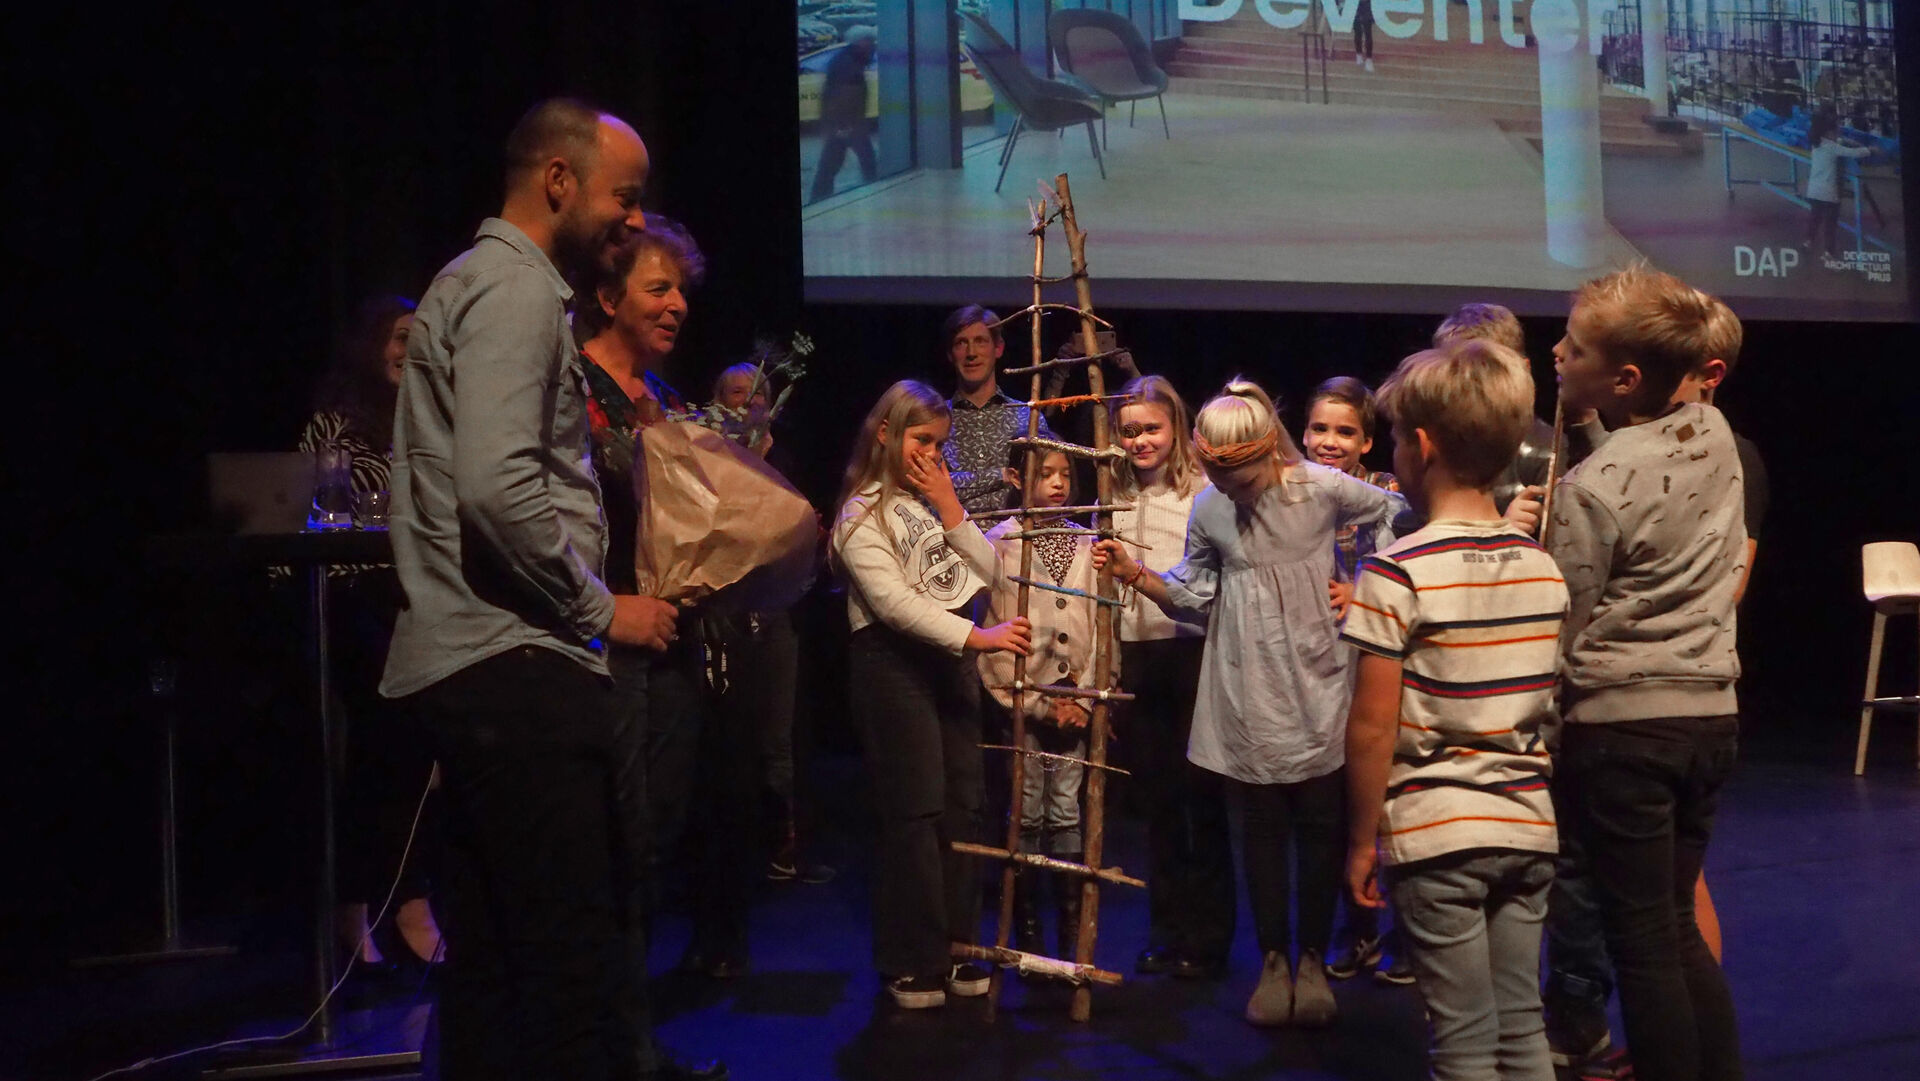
893, 503, 968, 604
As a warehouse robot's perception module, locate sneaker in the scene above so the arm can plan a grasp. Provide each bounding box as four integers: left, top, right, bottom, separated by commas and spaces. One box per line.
653, 1048, 730, 1080
1244, 950, 1292, 1026
1324, 933, 1381, 980
1365, 57, 1376, 73
1372, 949, 1414, 986
947, 962, 992, 998
766, 858, 797, 881
1292, 950, 1338, 1027
1545, 1005, 1612, 1068
886, 973, 947, 1009
1570, 1045, 1634, 1080
1354, 52, 1363, 66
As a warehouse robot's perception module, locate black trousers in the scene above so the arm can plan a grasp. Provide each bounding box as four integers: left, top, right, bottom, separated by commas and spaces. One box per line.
1236, 768, 1347, 960
1123, 637, 1234, 962
415, 646, 651, 1081
849, 625, 984, 980
610, 620, 757, 961
1558, 716, 1743, 1081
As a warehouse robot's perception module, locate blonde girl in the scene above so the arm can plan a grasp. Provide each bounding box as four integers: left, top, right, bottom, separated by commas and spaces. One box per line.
831, 379, 1031, 1010
1096, 377, 1406, 1028
1105, 376, 1236, 980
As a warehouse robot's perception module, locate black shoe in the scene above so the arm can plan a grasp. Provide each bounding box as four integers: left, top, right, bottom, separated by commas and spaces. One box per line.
651, 1048, 728, 1081
1372, 948, 1414, 986
679, 946, 748, 980
1136, 946, 1178, 974
1170, 953, 1226, 980
1054, 856, 1084, 961
1325, 932, 1382, 980
1544, 995, 1612, 1068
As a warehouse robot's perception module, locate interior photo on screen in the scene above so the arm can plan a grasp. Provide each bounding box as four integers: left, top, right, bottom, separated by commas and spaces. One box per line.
799, 1, 1906, 320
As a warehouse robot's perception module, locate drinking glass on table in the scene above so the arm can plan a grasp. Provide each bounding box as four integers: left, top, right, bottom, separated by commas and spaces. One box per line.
307, 442, 354, 531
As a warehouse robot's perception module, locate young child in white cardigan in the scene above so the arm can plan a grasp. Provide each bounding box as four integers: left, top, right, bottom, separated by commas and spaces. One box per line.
978, 448, 1116, 961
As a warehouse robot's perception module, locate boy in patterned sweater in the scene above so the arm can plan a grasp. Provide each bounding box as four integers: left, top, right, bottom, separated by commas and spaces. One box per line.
1342, 338, 1570, 1080
1542, 268, 1746, 1081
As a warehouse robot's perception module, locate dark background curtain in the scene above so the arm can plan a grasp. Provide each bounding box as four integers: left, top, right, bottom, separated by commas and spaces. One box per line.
10, 2, 1919, 972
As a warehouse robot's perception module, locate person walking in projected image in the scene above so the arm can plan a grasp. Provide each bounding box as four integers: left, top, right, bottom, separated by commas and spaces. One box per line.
380, 97, 722, 1081
808, 26, 878, 204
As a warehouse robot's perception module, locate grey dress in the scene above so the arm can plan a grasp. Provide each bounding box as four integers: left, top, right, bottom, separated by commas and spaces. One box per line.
1156, 462, 1406, 785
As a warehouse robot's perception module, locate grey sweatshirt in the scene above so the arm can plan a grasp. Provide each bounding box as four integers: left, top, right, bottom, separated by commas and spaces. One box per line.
1546, 403, 1748, 724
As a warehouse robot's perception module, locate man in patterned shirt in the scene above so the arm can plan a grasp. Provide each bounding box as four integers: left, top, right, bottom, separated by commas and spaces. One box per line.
939, 304, 1056, 516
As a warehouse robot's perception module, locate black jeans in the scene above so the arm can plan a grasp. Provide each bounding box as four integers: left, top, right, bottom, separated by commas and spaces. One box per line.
849, 625, 984, 979
1558, 716, 1743, 1081
1544, 764, 1614, 1036
414, 645, 651, 1081
1124, 637, 1235, 962
1236, 768, 1346, 960
809, 127, 877, 203
612, 619, 756, 962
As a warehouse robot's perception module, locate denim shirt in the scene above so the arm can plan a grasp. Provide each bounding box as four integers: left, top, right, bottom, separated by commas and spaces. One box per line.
380, 218, 614, 698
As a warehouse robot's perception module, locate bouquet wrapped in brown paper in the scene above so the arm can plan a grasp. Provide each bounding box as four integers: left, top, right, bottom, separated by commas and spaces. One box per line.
630, 419, 817, 612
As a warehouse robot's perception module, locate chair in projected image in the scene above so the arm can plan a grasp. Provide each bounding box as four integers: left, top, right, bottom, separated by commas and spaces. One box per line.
1854, 541, 1920, 775
961, 12, 1106, 194
1049, 7, 1170, 149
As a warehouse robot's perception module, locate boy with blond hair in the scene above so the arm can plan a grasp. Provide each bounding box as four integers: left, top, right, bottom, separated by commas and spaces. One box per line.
1545, 266, 1746, 1081
1343, 338, 1569, 1080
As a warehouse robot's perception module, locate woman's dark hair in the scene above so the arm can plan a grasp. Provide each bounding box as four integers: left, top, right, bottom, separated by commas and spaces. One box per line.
576, 214, 707, 343
315, 294, 414, 452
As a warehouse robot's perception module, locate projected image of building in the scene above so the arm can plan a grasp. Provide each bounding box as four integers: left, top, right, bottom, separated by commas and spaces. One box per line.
799, 1, 1906, 321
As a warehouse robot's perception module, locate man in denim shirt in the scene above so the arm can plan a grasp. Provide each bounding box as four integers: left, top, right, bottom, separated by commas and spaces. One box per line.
381, 99, 717, 1081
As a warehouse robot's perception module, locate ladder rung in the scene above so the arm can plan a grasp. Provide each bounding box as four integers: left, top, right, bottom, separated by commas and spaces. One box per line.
1009, 575, 1125, 608
1024, 392, 1134, 411
952, 842, 1146, 888
968, 503, 1133, 522
986, 683, 1136, 703
997, 527, 1149, 551
951, 943, 1122, 986
1863, 696, 1920, 711
1009, 436, 1125, 461
980, 744, 1133, 774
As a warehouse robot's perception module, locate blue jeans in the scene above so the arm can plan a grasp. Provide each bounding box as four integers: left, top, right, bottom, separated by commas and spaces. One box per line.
1391, 850, 1556, 1081
1558, 716, 1743, 1081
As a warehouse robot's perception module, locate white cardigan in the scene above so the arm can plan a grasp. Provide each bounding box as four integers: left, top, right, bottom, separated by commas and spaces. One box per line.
834, 485, 998, 655
976, 520, 1121, 721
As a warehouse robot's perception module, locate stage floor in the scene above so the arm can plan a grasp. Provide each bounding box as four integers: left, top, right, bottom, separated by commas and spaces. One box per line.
14, 744, 1920, 1080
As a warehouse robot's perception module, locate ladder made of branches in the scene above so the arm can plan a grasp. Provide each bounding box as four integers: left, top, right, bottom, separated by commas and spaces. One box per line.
951, 173, 1142, 1023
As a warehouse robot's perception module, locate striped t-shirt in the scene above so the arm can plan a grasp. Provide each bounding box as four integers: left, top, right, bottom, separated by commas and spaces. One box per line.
1340, 520, 1569, 867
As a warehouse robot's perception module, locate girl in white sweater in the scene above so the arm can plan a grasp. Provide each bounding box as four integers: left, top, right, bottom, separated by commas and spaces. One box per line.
1107, 376, 1235, 980
831, 380, 1031, 1009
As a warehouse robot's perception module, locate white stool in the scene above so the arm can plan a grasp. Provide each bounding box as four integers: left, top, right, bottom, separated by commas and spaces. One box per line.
1854, 541, 1920, 775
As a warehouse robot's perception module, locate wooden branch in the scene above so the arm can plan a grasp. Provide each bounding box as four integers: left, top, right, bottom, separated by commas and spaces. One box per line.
967, 503, 1133, 521
1538, 394, 1566, 547
1002, 348, 1130, 376
997, 527, 1149, 549
950, 943, 1123, 987
951, 842, 1146, 888
985, 684, 1136, 703
1025, 392, 1133, 410
980, 743, 1133, 773
1009, 576, 1126, 608
1008, 436, 1124, 460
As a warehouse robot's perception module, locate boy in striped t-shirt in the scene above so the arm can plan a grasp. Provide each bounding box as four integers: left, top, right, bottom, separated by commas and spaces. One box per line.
1342, 339, 1570, 1081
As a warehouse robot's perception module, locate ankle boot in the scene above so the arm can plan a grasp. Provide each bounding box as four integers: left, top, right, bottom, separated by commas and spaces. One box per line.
1055, 857, 1085, 961
1012, 869, 1045, 956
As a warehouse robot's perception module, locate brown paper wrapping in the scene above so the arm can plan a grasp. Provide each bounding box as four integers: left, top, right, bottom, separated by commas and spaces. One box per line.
631, 420, 817, 613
